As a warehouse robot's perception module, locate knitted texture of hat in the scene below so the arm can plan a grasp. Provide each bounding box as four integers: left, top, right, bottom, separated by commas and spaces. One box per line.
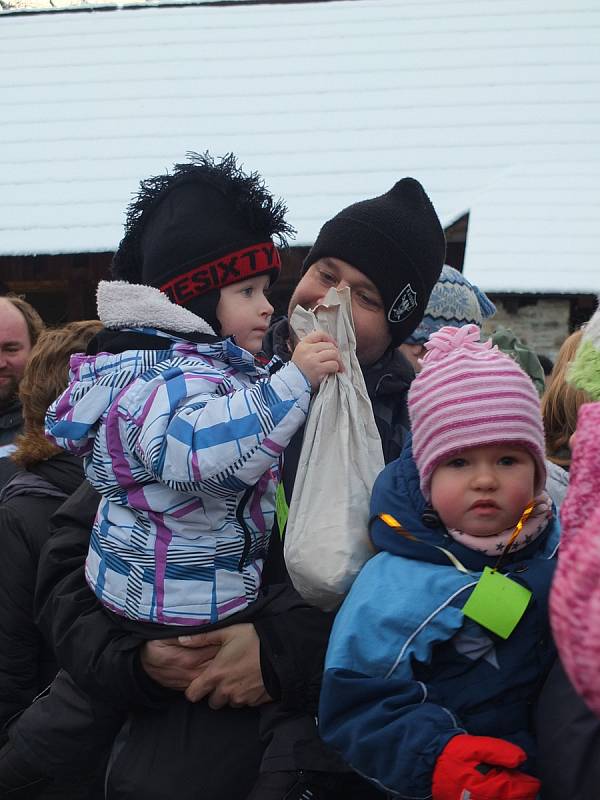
404, 265, 496, 344
408, 324, 547, 500
302, 178, 445, 347
550, 402, 600, 715
111, 152, 294, 307
568, 298, 600, 401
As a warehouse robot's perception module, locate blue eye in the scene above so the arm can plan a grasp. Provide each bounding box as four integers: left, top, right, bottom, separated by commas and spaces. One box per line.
498, 456, 517, 466
448, 458, 467, 468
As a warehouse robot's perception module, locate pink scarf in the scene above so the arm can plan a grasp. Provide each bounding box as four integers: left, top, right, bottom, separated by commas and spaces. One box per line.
447, 492, 553, 556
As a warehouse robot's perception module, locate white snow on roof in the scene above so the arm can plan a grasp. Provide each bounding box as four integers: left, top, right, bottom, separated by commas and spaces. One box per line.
464, 162, 600, 293
1, 0, 600, 293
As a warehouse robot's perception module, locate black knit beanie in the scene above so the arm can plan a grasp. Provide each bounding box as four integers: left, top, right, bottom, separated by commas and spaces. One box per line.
302, 178, 446, 347
111, 152, 294, 333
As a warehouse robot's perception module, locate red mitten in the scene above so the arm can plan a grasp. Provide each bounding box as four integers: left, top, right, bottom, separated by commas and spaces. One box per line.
432, 734, 540, 800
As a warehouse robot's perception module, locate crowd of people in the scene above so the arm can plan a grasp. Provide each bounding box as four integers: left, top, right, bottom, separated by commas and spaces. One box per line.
0, 151, 598, 800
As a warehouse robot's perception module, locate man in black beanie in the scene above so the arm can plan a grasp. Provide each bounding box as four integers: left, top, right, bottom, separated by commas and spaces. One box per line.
134, 178, 446, 799
262, 176, 445, 468
107, 178, 446, 800
26, 177, 445, 800
290, 177, 445, 364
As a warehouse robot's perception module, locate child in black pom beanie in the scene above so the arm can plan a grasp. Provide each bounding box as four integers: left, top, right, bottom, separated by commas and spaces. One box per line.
0, 153, 343, 798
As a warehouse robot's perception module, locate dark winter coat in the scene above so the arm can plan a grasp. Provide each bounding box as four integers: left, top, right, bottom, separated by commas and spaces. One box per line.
0, 398, 22, 489
0, 451, 83, 728
536, 659, 600, 800
0, 398, 22, 448
0, 453, 108, 800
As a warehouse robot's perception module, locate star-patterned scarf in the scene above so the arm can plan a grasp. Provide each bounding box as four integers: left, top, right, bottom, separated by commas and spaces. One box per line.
447, 492, 553, 556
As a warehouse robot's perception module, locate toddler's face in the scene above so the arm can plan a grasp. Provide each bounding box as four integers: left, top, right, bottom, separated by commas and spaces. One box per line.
216, 275, 273, 355
430, 444, 536, 537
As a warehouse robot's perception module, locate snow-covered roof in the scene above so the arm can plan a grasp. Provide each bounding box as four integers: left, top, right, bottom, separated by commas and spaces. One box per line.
1, 0, 599, 293
463, 162, 600, 293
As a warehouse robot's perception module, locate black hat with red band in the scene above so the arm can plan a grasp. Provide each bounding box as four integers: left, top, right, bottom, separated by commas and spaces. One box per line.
111, 152, 294, 333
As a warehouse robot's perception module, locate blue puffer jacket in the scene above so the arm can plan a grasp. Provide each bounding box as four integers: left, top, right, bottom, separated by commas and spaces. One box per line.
319, 438, 559, 799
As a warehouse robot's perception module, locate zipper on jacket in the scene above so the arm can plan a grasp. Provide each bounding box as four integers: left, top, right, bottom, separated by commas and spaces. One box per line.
237, 487, 254, 571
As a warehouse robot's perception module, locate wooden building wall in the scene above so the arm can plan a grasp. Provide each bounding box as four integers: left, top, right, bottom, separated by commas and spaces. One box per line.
0, 247, 308, 325
0, 253, 112, 324
2, 246, 594, 363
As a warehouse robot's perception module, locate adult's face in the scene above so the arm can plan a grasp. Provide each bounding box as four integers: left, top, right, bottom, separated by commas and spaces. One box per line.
287, 257, 392, 366
398, 342, 426, 373
0, 299, 32, 408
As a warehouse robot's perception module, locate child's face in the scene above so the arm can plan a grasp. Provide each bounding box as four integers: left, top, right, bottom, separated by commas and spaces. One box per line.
430, 444, 536, 536
216, 275, 274, 354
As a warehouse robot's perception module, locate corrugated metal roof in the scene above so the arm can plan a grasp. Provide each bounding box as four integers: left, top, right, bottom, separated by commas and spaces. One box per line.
1, 0, 599, 292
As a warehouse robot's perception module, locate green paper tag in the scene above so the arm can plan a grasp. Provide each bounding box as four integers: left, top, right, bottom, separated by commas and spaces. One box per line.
462, 566, 532, 639
275, 482, 289, 538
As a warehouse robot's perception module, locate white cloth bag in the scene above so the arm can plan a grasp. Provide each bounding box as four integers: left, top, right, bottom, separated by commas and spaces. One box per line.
284, 287, 385, 610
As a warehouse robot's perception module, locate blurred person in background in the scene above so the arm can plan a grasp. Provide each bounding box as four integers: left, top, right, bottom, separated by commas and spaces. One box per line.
537, 353, 554, 389
398, 264, 496, 373
536, 304, 600, 800
0, 296, 45, 488
0, 320, 103, 800
540, 330, 587, 509
541, 330, 585, 471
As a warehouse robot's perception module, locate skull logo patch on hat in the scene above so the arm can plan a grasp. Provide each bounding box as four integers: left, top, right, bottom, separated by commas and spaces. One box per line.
388, 284, 418, 323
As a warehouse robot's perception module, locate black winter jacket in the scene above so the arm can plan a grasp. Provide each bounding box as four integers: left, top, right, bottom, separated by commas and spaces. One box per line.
0, 399, 22, 448
0, 399, 22, 489
536, 659, 600, 800
0, 452, 83, 728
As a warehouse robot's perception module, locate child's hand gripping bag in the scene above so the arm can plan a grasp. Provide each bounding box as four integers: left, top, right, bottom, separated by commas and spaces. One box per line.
284, 287, 384, 610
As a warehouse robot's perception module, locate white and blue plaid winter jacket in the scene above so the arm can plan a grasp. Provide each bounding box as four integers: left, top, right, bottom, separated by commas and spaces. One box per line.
45, 281, 311, 626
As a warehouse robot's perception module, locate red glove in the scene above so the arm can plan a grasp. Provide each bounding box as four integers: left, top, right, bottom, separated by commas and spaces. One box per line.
432, 734, 540, 800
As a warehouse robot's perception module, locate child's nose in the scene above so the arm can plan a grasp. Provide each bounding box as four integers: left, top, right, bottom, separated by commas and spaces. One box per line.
472, 469, 497, 489
261, 296, 274, 316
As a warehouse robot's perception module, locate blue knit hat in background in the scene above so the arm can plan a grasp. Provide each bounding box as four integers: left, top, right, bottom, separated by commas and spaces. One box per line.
404, 264, 496, 344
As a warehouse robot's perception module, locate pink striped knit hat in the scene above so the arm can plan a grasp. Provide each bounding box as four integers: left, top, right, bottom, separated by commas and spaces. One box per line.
409, 324, 546, 500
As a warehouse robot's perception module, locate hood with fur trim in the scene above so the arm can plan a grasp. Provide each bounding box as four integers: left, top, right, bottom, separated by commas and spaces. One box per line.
96, 280, 215, 336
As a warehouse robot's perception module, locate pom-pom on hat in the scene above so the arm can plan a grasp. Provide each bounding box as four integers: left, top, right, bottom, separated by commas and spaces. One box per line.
568, 297, 600, 401
302, 178, 446, 347
111, 152, 294, 332
404, 265, 496, 344
409, 324, 547, 500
